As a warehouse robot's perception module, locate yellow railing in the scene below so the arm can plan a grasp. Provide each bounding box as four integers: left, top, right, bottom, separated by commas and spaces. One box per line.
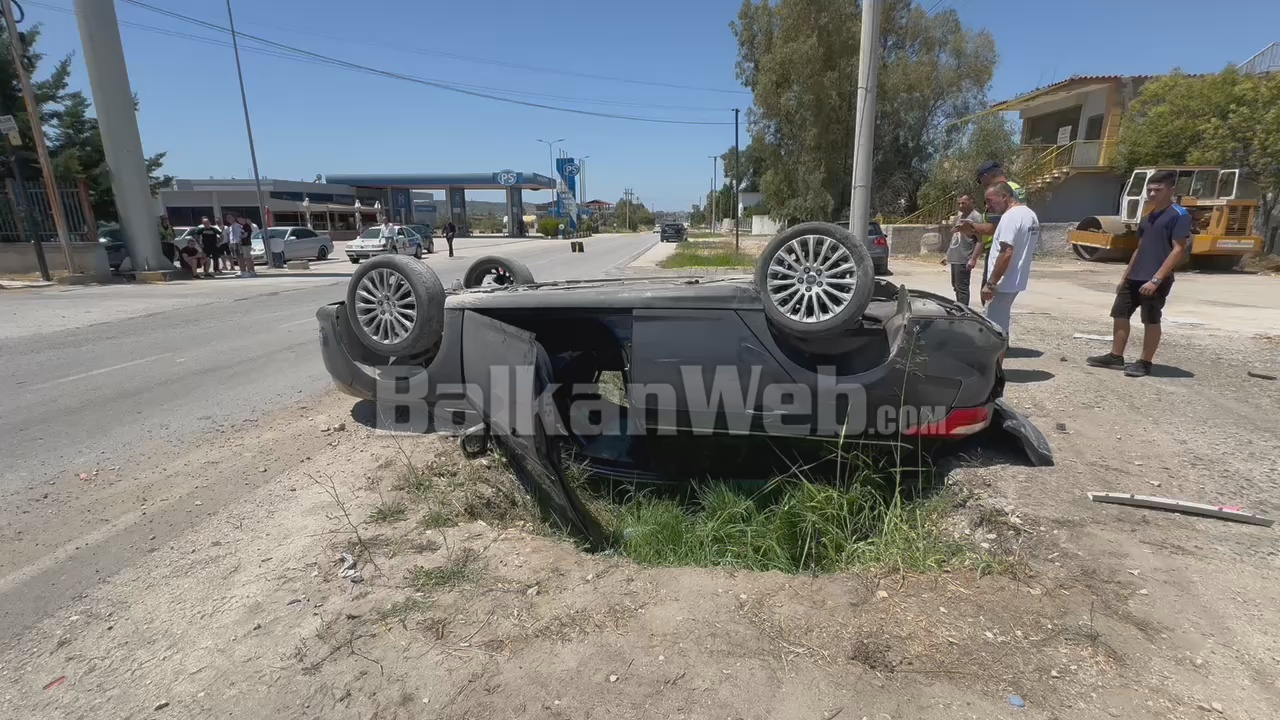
893, 193, 958, 225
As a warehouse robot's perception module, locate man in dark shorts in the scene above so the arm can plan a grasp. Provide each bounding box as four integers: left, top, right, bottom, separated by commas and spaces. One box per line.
179, 237, 204, 277
195, 216, 222, 278
1087, 170, 1191, 377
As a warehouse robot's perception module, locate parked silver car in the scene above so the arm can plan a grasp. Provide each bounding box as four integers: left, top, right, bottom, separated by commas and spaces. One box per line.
250, 226, 335, 264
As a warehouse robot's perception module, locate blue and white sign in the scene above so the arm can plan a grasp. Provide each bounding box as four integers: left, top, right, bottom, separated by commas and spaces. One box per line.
495, 170, 519, 187
563, 162, 580, 177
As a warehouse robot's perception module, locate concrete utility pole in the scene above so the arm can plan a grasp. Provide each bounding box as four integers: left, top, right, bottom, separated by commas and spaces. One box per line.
733, 107, 740, 252
707, 155, 718, 231
73, 0, 164, 272
848, 0, 882, 242
6, 0, 76, 274
225, 0, 268, 233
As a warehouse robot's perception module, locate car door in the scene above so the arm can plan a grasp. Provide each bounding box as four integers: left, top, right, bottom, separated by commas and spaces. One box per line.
397, 228, 413, 255
294, 228, 318, 259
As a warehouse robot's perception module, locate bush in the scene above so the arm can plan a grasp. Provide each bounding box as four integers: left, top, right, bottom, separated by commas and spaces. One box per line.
579, 220, 593, 234
538, 217, 564, 237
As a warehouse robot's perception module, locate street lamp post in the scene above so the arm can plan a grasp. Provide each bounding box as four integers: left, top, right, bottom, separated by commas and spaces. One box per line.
536, 138, 565, 206
579, 155, 591, 204
707, 155, 719, 231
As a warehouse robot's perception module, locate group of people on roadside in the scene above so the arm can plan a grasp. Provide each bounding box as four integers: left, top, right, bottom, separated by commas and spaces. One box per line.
944, 162, 1190, 378
160, 213, 261, 279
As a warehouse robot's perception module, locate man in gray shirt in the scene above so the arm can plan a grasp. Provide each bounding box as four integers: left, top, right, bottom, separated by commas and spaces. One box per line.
944, 193, 983, 305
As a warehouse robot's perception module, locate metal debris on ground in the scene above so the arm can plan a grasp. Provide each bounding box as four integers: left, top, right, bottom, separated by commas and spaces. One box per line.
1072, 333, 1113, 342
1088, 492, 1274, 527
1246, 371, 1277, 381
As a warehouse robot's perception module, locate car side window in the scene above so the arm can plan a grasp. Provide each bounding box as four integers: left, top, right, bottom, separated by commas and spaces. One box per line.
296, 229, 315, 239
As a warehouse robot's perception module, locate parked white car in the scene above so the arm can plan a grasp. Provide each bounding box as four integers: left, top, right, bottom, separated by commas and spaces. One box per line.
345, 225, 425, 264
250, 226, 335, 264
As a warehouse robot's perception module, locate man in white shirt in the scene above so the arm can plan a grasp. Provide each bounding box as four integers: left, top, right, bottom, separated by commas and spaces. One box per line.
979, 182, 1039, 337
379, 219, 397, 254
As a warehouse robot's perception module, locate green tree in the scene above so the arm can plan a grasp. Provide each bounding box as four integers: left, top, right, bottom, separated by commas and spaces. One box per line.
614, 196, 654, 231
732, 0, 997, 223
1115, 68, 1280, 254
1, 24, 170, 225
719, 140, 767, 193
918, 112, 1020, 211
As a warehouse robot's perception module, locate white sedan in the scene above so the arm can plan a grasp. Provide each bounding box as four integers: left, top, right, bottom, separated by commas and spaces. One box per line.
250, 226, 336, 264
345, 225, 426, 264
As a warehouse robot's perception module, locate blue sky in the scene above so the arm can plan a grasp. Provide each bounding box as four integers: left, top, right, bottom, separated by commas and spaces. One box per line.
25, 0, 1279, 210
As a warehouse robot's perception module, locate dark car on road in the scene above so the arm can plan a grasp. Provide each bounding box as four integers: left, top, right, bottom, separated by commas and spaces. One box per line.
315, 222, 1050, 541
659, 222, 687, 242
867, 220, 890, 275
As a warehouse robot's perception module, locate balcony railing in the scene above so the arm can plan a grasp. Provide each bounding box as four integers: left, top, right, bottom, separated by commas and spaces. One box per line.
1015, 140, 1115, 176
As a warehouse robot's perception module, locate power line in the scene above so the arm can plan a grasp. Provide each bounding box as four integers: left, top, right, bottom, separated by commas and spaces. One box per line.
29, 1, 736, 115
113, 0, 734, 125
225, 15, 753, 97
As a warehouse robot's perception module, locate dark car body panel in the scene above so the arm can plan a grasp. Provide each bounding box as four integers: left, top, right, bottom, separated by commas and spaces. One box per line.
660, 223, 687, 242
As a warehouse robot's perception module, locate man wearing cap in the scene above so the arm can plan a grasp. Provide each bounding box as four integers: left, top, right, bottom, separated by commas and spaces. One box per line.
954, 161, 1026, 289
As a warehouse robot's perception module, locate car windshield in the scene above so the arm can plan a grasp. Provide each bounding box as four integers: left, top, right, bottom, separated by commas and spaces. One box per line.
868, 221, 884, 236
358, 228, 384, 239
663, 223, 682, 231
251, 229, 289, 240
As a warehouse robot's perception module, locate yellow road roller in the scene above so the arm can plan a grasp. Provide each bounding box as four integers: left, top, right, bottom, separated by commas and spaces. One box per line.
1068, 167, 1261, 270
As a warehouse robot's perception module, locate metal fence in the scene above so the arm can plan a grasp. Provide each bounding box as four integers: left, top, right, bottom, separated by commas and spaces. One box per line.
0, 180, 97, 243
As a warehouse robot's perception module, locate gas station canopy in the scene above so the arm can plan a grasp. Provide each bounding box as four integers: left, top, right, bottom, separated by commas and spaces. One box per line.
323, 172, 555, 191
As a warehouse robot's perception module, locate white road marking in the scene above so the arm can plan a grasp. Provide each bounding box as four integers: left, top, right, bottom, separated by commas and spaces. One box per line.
26, 353, 174, 391
281, 318, 314, 327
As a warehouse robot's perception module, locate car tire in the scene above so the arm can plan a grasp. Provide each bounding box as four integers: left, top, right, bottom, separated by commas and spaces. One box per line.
349, 257, 360, 264
427, 239, 434, 254
345, 254, 446, 361
317, 245, 329, 261
873, 261, 889, 276
462, 255, 536, 288
414, 243, 423, 260
755, 221, 874, 339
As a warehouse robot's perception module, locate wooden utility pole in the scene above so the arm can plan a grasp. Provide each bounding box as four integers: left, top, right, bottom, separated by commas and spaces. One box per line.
3, 0, 76, 274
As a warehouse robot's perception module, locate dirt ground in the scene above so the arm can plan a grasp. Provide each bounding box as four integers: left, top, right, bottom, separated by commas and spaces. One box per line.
4, 259, 1280, 720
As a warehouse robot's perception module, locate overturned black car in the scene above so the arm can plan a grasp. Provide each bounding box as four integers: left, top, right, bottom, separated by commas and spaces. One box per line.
316, 222, 1051, 539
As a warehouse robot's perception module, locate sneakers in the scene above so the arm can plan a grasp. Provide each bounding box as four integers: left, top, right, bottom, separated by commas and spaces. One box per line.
1124, 360, 1152, 377
1086, 352, 1125, 369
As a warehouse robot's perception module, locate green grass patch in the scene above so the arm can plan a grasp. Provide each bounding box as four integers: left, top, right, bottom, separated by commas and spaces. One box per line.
659, 240, 756, 269
411, 548, 480, 591
564, 438, 998, 577
367, 499, 408, 524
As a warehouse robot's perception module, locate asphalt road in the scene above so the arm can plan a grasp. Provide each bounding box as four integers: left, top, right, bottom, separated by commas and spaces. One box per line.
0, 232, 656, 645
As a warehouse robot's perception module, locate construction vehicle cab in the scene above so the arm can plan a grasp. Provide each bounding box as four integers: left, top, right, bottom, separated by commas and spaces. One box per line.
1068, 167, 1262, 270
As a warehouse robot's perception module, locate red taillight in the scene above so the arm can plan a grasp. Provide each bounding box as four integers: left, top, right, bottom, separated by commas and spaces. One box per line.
873, 236, 888, 247
904, 405, 992, 438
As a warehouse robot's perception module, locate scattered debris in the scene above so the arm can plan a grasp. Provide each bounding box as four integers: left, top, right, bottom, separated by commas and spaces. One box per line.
1137, 589, 1149, 596
194, 501, 203, 507
1247, 371, 1277, 381
286, 598, 302, 606
1166, 317, 1206, 326
258, 467, 267, 473
1147, 480, 1162, 488
78, 473, 89, 481
1073, 333, 1113, 342
1008, 694, 1026, 709
876, 590, 889, 600
43, 676, 66, 691
608, 674, 619, 683
1088, 492, 1275, 527
1054, 422, 1068, 432
320, 425, 332, 433
526, 586, 539, 597
1059, 356, 1069, 362
1050, 669, 1061, 678
153, 700, 170, 711
338, 552, 362, 582
1212, 702, 1225, 713
333, 421, 346, 432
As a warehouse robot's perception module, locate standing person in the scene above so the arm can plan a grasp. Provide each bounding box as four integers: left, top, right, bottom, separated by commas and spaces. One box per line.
159, 216, 177, 264
944, 193, 984, 305
236, 216, 258, 277
1087, 170, 1190, 377
955, 161, 1026, 287
444, 219, 457, 257
196, 216, 222, 278
979, 182, 1040, 337
221, 213, 237, 273
379, 218, 397, 254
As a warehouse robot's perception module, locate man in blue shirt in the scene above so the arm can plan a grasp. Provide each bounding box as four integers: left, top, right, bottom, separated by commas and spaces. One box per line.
1087, 170, 1191, 377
